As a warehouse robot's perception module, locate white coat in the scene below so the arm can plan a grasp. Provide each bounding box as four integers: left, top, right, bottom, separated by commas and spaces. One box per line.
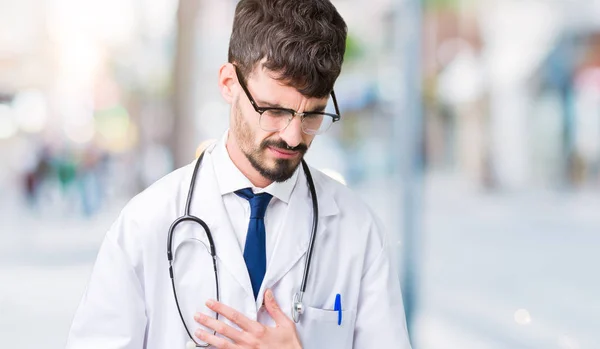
66, 144, 412, 349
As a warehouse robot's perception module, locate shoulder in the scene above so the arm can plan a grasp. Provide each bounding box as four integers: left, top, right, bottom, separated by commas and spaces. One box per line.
124, 161, 195, 219
309, 167, 389, 267
310, 167, 380, 228
107, 160, 198, 244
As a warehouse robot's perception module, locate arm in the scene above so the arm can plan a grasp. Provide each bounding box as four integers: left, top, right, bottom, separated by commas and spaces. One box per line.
66, 230, 147, 349
353, 219, 413, 348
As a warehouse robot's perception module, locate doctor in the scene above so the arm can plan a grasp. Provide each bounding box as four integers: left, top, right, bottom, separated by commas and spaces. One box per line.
67, 0, 412, 348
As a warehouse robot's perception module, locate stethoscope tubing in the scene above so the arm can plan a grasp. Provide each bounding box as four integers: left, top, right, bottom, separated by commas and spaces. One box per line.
300, 160, 318, 293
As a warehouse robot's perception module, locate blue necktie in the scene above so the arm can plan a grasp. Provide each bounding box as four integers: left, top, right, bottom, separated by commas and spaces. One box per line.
235, 188, 272, 299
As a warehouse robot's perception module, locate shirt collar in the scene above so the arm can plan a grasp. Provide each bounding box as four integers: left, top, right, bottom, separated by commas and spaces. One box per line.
212, 130, 299, 204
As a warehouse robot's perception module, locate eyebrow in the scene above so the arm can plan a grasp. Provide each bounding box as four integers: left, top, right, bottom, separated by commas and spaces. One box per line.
256, 99, 286, 109
256, 99, 327, 113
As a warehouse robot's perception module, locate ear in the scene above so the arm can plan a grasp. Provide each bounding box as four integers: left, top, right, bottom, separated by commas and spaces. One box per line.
218, 63, 236, 104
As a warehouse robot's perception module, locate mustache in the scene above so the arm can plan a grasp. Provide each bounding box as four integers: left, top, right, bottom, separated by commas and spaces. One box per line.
261, 139, 308, 154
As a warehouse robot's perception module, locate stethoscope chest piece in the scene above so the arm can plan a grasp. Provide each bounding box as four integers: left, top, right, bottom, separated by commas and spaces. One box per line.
292, 291, 304, 323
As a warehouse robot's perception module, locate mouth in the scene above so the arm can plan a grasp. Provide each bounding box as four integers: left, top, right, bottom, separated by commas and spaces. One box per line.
267, 146, 300, 159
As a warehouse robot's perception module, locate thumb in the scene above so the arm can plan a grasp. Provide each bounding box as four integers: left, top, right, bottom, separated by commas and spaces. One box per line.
264, 289, 289, 325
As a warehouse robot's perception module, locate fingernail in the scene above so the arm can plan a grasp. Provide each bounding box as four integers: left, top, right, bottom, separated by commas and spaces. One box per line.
195, 330, 204, 339
194, 313, 204, 322
206, 299, 215, 307
266, 289, 274, 300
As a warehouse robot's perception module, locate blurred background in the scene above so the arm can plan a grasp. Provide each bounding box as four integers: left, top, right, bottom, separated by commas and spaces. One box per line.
1, 0, 599, 348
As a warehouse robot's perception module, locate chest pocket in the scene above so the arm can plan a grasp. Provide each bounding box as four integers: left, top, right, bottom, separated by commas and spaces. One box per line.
297, 306, 357, 349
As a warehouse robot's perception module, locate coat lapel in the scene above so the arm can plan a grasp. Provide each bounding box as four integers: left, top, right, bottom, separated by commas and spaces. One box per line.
185, 149, 255, 300
258, 169, 339, 307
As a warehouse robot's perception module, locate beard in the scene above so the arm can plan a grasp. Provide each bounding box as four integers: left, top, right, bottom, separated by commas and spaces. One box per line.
232, 102, 308, 183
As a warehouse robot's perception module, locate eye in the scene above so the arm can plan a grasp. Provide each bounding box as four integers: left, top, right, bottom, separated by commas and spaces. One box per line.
265, 109, 290, 117
303, 113, 323, 120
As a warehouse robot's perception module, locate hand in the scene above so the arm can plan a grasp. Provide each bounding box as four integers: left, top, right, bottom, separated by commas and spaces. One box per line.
194, 289, 302, 349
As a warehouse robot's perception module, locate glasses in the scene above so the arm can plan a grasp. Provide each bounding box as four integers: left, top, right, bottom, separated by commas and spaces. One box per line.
234, 65, 341, 135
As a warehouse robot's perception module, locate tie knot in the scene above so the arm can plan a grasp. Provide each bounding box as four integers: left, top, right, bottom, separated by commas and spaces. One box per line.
235, 188, 273, 219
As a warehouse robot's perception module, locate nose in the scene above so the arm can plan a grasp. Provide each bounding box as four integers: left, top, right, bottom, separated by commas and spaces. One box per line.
279, 113, 304, 148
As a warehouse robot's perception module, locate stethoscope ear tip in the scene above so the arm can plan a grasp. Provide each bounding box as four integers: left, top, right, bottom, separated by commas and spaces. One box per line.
186, 341, 196, 349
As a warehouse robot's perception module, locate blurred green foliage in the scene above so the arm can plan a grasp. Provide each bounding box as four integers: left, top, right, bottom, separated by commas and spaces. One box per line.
423, 0, 462, 10
345, 34, 364, 62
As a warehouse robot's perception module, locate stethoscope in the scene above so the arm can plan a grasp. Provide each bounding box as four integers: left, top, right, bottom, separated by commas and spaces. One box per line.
167, 148, 319, 347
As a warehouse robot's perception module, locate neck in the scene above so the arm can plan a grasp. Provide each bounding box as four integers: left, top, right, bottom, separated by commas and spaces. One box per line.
226, 132, 273, 188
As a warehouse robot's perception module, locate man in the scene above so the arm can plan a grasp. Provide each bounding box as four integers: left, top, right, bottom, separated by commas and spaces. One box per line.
66, 0, 412, 348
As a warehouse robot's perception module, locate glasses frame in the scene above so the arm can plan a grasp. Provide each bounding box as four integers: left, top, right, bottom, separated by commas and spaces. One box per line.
233, 65, 341, 135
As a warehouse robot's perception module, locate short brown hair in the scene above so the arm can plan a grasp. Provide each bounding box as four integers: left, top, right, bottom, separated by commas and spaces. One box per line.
228, 0, 347, 98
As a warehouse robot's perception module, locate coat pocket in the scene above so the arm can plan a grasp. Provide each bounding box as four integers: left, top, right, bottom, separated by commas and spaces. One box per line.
297, 306, 356, 349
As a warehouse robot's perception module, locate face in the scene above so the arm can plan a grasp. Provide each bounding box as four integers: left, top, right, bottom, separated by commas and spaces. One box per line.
227, 64, 329, 183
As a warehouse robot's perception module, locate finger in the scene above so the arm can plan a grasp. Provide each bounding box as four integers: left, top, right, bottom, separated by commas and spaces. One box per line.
264, 289, 291, 326
195, 329, 239, 349
206, 299, 264, 334
194, 313, 245, 343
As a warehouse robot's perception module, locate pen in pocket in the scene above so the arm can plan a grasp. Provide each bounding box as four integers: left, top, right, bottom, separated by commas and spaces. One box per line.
334, 294, 342, 325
